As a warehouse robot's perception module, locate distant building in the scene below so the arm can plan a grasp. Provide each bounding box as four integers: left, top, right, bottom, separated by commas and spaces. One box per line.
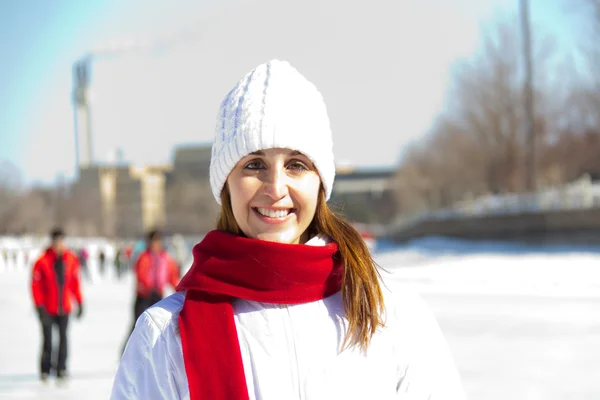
71, 166, 108, 235
169, 145, 212, 182
164, 144, 218, 235
116, 165, 170, 238
331, 168, 397, 225
72, 144, 398, 237
73, 164, 171, 238
71, 144, 218, 238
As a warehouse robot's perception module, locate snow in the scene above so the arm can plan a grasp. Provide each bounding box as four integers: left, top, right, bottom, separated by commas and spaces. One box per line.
1, 237, 599, 399
390, 174, 600, 227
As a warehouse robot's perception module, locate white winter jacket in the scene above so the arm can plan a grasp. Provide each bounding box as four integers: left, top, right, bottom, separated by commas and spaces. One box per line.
111, 238, 466, 400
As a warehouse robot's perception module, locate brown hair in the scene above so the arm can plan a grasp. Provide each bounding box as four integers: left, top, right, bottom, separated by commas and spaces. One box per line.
217, 185, 385, 350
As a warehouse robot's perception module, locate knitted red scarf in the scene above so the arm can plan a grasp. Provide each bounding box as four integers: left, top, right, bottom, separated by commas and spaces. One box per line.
176, 230, 343, 400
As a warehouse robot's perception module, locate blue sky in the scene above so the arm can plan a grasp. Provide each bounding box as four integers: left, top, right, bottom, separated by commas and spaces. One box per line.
0, 0, 582, 186
0, 1, 103, 174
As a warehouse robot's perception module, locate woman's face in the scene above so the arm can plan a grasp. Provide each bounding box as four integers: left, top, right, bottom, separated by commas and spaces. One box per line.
226, 148, 321, 244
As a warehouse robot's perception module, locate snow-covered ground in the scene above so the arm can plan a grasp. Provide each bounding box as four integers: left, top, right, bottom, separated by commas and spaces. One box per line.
1, 238, 599, 399
378, 238, 600, 400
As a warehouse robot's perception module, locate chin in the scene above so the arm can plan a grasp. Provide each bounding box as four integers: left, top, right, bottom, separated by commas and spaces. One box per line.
254, 231, 300, 244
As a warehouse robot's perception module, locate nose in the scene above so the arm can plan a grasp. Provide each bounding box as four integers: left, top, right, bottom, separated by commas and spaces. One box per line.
261, 166, 289, 200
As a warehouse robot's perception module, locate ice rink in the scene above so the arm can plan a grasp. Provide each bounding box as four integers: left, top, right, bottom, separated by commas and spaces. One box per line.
1, 238, 599, 399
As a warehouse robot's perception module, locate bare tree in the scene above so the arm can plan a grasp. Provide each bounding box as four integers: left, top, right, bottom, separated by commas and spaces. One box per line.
392, 116, 489, 214
3, 188, 56, 235
0, 161, 23, 233
391, 17, 563, 217
575, 0, 600, 80
447, 20, 558, 192
568, 0, 600, 130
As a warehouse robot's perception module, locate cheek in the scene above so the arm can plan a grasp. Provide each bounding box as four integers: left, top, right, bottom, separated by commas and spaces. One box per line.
228, 179, 254, 218
229, 187, 246, 216
298, 177, 321, 211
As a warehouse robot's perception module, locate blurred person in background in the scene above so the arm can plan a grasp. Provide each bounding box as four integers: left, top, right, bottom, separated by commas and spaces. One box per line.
31, 228, 84, 382
77, 247, 90, 280
124, 244, 133, 263
119, 243, 134, 274
129, 238, 147, 267
133, 230, 180, 317
98, 249, 106, 277
114, 246, 125, 280
111, 60, 464, 399
120, 229, 180, 355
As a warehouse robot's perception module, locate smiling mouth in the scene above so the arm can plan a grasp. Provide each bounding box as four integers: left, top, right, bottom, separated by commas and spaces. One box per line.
254, 208, 295, 218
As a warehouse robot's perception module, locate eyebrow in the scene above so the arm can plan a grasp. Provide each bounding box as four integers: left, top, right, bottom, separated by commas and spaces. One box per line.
248, 150, 303, 156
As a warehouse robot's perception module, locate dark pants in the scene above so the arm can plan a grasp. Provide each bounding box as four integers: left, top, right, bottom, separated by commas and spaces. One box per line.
121, 292, 163, 355
40, 315, 69, 375
133, 292, 163, 327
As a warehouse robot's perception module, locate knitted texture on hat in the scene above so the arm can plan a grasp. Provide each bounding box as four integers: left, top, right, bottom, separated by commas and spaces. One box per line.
209, 59, 335, 204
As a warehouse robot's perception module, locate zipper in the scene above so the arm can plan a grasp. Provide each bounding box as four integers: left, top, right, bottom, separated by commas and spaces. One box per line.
280, 304, 302, 399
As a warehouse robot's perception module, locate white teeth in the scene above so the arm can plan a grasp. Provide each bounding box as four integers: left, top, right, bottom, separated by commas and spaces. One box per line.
256, 208, 291, 218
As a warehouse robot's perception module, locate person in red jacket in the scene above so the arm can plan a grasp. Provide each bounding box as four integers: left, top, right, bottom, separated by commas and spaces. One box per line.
31, 228, 83, 382
121, 229, 180, 356
128, 230, 179, 332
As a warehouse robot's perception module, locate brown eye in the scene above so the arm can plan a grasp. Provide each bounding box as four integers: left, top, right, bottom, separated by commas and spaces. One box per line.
244, 160, 265, 170
288, 160, 309, 171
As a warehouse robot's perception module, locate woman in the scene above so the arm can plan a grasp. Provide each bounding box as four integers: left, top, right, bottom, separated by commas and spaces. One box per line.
111, 60, 465, 399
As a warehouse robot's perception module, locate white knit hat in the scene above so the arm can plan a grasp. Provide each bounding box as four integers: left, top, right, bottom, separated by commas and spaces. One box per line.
209, 59, 335, 204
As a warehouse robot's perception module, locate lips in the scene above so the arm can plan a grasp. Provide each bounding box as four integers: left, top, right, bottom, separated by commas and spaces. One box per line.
255, 208, 294, 218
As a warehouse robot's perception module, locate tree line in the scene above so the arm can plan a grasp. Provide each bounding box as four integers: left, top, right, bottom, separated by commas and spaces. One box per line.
392, 1, 600, 215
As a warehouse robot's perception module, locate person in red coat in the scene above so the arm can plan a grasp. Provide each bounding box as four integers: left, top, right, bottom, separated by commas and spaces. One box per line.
121, 229, 180, 356
133, 230, 179, 325
31, 228, 84, 381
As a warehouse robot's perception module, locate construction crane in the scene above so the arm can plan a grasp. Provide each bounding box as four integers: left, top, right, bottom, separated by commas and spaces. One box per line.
71, 27, 202, 175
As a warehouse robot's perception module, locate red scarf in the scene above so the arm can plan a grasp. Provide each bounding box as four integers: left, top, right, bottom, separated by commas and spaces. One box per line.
176, 230, 343, 400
